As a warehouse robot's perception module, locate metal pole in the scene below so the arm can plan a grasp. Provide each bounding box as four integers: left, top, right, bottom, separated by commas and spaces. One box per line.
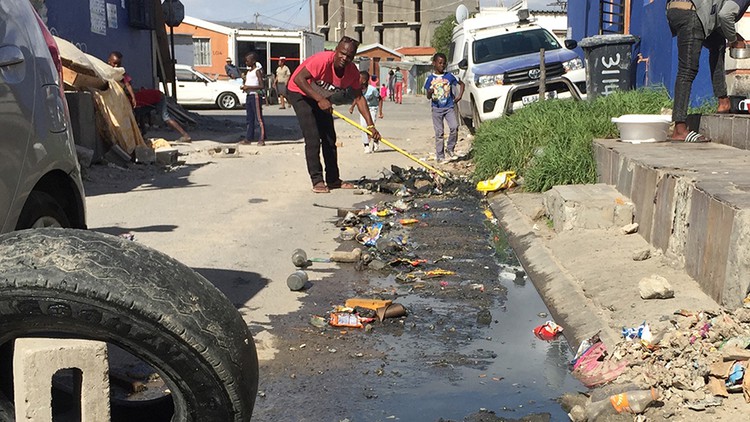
340, 0, 345, 38
309, 0, 314, 32
169, 0, 177, 100
538, 48, 546, 101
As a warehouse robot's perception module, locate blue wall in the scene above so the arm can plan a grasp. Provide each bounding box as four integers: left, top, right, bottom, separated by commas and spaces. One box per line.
46, 0, 155, 89
568, 0, 715, 106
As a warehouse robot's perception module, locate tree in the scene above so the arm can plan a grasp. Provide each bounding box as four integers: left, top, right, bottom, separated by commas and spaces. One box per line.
431, 15, 457, 56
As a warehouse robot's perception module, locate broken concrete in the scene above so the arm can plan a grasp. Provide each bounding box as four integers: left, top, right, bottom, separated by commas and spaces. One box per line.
543, 184, 634, 232
639, 274, 675, 299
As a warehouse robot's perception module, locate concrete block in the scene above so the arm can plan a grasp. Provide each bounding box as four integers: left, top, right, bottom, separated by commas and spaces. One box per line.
652, 173, 676, 252
724, 209, 750, 308
615, 155, 634, 199
155, 147, 178, 165
718, 115, 733, 145
134, 145, 156, 164
594, 142, 614, 185
731, 117, 749, 150
630, 163, 657, 243
14, 338, 111, 422
543, 184, 634, 232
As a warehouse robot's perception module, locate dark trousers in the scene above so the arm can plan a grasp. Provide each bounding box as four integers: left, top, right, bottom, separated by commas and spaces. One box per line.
287, 91, 339, 186
667, 9, 727, 123
245, 93, 266, 141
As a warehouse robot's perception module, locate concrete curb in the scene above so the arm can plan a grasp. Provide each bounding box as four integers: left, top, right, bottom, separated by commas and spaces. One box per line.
488, 194, 620, 349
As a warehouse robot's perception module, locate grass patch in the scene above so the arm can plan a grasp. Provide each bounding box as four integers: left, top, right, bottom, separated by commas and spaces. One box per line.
473, 87, 674, 192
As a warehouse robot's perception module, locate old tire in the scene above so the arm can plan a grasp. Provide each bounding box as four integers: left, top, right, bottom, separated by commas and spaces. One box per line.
217, 92, 239, 110
0, 229, 258, 421
15, 191, 70, 230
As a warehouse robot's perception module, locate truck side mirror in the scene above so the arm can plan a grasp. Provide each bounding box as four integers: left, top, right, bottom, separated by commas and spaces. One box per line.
458, 59, 468, 70
564, 39, 578, 50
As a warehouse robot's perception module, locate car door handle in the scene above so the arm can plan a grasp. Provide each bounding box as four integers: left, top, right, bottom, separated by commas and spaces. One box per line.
178, 84, 185, 87
0, 45, 24, 67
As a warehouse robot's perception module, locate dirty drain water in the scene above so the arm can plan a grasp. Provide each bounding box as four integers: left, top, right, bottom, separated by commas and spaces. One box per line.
256, 194, 583, 422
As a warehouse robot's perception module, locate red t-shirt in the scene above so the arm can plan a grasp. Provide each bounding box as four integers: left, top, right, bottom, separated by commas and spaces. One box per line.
134, 89, 163, 107
288, 51, 360, 97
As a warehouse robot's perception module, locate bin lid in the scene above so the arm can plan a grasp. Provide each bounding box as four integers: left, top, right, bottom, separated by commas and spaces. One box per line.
579, 34, 639, 48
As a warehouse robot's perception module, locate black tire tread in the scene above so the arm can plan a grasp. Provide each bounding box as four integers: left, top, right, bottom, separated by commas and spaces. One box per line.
0, 229, 257, 421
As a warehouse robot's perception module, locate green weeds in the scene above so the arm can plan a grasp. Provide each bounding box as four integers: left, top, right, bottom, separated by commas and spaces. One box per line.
472, 87, 675, 192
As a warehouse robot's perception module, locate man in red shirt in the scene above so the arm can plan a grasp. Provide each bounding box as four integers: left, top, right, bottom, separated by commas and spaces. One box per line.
134, 89, 191, 142
287, 36, 381, 193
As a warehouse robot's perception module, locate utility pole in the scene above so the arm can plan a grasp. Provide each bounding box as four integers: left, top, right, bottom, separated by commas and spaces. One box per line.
339, 0, 345, 37
309, 0, 314, 32
254, 12, 260, 29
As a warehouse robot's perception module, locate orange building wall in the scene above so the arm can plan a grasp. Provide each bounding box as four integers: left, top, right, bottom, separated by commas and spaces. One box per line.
172, 24, 230, 78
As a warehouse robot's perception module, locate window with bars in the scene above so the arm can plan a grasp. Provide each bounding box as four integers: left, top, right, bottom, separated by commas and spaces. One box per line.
193, 38, 211, 66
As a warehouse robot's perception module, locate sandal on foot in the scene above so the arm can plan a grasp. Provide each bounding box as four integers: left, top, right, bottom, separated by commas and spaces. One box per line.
312, 182, 330, 193
683, 131, 711, 143
328, 181, 355, 189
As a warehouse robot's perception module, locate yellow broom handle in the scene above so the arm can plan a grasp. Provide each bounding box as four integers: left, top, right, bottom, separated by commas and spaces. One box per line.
332, 110, 448, 178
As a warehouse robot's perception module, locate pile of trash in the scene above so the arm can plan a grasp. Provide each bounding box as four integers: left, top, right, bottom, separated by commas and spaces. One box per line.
357, 165, 469, 198
567, 307, 750, 420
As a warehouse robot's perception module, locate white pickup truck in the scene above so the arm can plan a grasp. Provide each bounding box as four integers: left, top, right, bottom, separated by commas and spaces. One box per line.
448, 3, 587, 132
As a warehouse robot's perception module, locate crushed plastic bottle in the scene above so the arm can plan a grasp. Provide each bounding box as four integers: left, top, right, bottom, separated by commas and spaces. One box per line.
585, 388, 659, 421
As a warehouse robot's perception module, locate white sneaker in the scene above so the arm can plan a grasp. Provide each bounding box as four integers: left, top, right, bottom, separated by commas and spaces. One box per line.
364, 145, 372, 154
372, 141, 379, 152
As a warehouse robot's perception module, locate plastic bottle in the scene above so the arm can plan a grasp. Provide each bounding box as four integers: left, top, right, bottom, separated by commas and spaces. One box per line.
585, 388, 659, 421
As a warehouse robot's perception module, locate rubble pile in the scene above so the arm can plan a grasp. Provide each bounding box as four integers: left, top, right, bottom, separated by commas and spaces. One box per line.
569, 307, 750, 419
357, 165, 471, 197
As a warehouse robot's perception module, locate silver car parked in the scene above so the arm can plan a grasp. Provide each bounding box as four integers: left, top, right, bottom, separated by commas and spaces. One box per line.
0, 0, 86, 232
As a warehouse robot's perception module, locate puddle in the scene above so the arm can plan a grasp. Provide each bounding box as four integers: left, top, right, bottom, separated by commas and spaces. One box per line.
351, 197, 583, 421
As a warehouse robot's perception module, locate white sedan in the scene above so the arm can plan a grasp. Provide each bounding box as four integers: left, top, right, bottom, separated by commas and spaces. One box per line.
166, 64, 246, 110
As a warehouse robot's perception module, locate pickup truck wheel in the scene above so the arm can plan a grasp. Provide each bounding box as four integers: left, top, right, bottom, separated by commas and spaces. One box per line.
217, 92, 239, 110
0, 229, 258, 422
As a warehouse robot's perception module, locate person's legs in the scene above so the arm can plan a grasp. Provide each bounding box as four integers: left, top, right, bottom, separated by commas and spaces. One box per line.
369, 107, 379, 151
245, 94, 257, 141
445, 107, 459, 156
432, 107, 446, 160
278, 83, 287, 108
359, 113, 370, 150
315, 108, 340, 185
395, 82, 403, 104
157, 96, 191, 141
289, 91, 326, 187
254, 93, 266, 144
705, 31, 730, 112
668, 9, 705, 138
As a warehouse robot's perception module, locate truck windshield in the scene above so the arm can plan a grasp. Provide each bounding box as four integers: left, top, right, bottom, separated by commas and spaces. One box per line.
473, 28, 561, 64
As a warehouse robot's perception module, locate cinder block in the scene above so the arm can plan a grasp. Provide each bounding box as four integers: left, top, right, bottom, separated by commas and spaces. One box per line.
543, 184, 634, 232
652, 173, 676, 251
731, 117, 749, 150
14, 338, 111, 422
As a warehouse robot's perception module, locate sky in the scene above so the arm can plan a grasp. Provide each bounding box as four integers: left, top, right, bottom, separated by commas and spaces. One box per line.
180, 0, 559, 30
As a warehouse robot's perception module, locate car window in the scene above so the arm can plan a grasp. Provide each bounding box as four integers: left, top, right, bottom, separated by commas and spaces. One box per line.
448, 41, 456, 62
473, 28, 561, 64
176, 69, 199, 82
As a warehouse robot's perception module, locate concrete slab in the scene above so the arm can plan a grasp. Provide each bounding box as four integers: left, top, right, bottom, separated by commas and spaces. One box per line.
543, 184, 633, 232
594, 138, 750, 306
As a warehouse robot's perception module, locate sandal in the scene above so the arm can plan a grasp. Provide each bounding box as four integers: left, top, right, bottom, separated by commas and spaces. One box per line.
670, 131, 710, 143
328, 180, 355, 189
312, 182, 330, 193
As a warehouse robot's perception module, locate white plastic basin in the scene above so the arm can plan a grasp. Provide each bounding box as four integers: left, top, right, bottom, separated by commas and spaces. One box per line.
611, 114, 672, 143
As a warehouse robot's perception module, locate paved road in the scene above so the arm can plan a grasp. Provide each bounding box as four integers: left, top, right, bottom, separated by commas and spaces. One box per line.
85, 96, 452, 361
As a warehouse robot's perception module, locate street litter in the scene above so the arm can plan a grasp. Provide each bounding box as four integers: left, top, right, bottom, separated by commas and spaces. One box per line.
345, 298, 393, 310
399, 218, 419, 225
476, 171, 516, 193
119, 233, 135, 241
286, 270, 308, 291
533, 321, 563, 341
584, 388, 659, 420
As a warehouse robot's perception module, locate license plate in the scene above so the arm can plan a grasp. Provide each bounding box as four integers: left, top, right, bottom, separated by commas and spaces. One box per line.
522, 90, 557, 105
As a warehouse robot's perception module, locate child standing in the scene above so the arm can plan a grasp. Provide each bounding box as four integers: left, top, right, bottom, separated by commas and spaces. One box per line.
350, 71, 383, 153
424, 53, 464, 163
380, 84, 388, 103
